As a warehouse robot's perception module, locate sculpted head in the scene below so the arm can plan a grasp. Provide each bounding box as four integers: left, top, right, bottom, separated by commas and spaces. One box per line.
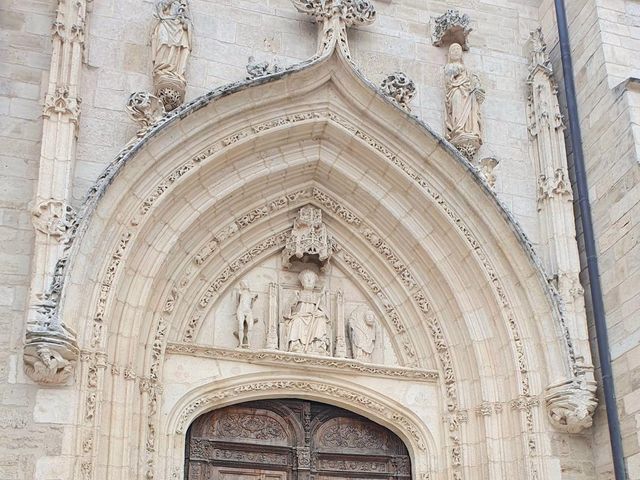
364, 310, 375, 326
448, 43, 463, 62
299, 269, 319, 290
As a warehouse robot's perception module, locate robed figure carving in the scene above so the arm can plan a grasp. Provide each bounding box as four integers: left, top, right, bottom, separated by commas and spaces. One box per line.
283, 269, 331, 355
151, 0, 192, 111
444, 42, 485, 159
348, 309, 377, 362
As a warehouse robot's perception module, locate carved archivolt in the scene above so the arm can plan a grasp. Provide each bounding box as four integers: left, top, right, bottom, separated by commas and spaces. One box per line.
174, 379, 427, 455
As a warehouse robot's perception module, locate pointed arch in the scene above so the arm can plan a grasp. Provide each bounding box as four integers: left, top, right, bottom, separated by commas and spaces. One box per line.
50, 48, 584, 480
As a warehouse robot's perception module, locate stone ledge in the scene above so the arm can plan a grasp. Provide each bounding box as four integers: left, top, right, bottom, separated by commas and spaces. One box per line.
165, 343, 438, 382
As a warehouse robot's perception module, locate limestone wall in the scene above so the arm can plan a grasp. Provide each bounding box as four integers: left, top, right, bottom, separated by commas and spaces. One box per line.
540, 0, 640, 477
0, 0, 628, 478
0, 0, 69, 478
73, 0, 544, 243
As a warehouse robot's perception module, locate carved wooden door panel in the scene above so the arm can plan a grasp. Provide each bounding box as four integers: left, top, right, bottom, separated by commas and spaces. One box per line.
185, 400, 411, 480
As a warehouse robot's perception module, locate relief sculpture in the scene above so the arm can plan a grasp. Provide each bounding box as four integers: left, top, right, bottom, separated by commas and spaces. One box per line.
235, 281, 258, 348
348, 309, 377, 362
283, 269, 331, 356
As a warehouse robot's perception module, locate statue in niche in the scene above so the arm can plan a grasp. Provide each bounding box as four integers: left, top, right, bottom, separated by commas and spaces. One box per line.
283, 269, 331, 355
444, 42, 485, 159
235, 281, 258, 348
348, 309, 377, 362
151, 0, 192, 111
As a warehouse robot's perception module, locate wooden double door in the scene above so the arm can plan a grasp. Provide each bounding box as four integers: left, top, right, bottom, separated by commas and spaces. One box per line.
185, 399, 412, 480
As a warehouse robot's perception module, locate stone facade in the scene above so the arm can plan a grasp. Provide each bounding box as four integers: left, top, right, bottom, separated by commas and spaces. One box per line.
0, 0, 638, 479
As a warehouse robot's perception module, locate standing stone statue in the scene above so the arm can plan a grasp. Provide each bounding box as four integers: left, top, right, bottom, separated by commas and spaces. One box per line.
283, 269, 330, 355
348, 309, 377, 362
235, 281, 258, 348
151, 0, 192, 111
444, 42, 485, 159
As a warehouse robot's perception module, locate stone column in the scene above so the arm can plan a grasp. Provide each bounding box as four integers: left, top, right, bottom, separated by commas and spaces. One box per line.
334, 289, 346, 357
24, 0, 88, 384
527, 28, 597, 432
266, 282, 279, 349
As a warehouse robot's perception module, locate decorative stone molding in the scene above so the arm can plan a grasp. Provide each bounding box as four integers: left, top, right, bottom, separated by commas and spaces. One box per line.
175, 380, 427, 454
43, 86, 81, 125
545, 377, 597, 433
165, 343, 438, 381
24, 328, 79, 384
444, 43, 484, 160
126, 92, 166, 138
151, 0, 193, 111
478, 156, 499, 189
291, 0, 375, 60
380, 72, 416, 112
431, 9, 472, 51
32, 199, 77, 239
246, 56, 282, 79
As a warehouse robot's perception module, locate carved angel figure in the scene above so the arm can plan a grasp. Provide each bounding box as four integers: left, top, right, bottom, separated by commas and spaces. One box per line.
235, 281, 258, 348
284, 269, 330, 355
348, 309, 376, 362
444, 43, 485, 158
152, 0, 192, 79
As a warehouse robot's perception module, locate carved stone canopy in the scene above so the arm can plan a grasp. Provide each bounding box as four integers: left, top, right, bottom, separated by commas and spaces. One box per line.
282, 205, 334, 270
431, 9, 472, 51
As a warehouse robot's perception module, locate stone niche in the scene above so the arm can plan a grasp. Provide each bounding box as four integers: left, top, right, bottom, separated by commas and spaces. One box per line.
196, 252, 401, 367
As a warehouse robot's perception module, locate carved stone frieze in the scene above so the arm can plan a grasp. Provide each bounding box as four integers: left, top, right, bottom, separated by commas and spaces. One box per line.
545, 377, 597, 433
380, 72, 416, 112
151, 0, 193, 111
32, 199, 77, 239
126, 92, 166, 138
431, 9, 472, 50
246, 56, 282, 79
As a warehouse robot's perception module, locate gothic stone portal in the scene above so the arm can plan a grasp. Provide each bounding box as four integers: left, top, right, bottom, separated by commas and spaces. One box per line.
185, 399, 412, 480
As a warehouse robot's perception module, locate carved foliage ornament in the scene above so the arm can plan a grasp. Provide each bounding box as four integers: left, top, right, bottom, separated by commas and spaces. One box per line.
291, 0, 375, 26
431, 9, 472, 50
32, 199, 77, 239
380, 72, 416, 112
246, 56, 282, 80
290, 0, 375, 60
126, 92, 166, 137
